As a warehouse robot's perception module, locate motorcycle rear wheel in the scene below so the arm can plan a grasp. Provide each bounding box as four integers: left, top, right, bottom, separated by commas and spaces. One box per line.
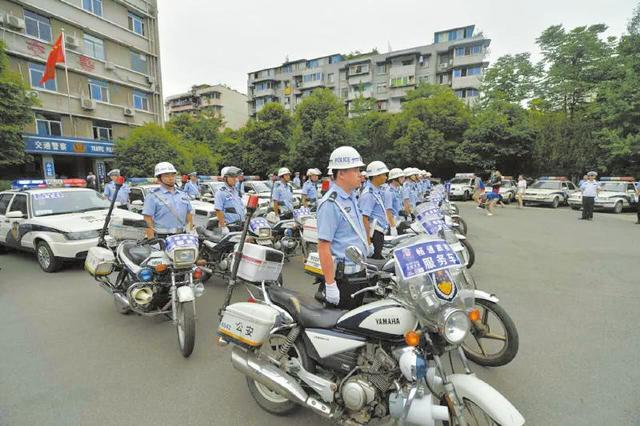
177, 300, 196, 358
462, 299, 519, 367
246, 332, 314, 415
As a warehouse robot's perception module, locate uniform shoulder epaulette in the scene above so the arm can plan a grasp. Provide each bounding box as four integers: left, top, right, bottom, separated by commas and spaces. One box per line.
220, 185, 228, 191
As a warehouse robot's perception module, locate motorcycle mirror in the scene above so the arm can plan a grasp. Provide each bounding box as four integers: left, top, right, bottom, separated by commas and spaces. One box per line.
345, 246, 364, 265
115, 176, 125, 186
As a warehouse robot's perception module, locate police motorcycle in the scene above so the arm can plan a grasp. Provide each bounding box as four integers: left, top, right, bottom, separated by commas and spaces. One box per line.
217, 233, 524, 425
84, 176, 205, 358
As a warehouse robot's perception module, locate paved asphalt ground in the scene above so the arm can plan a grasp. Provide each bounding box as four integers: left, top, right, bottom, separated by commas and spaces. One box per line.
1, 202, 638, 426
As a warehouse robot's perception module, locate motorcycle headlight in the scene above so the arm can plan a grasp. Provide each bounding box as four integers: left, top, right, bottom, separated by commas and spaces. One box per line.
172, 248, 196, 266
258, 228, 271, 238
65, 230, 100, 240
442, 309, 470, 344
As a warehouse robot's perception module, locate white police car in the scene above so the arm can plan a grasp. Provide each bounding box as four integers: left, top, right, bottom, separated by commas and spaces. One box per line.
523, 177, 577, 208
499, 177, 517, 203
449, 173, 476, 200
568, 177, 638, 213
198, 177, 271, 209
0, 180, 142, 272
126, 180, 215, 229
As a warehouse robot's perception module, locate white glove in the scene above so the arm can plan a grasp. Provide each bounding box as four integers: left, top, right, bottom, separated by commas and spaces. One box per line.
220, 226, 230, 235
325, 283, 340, 305
189, 228, 198, 236
367, 243, 374, 257
389, 226, 398, 236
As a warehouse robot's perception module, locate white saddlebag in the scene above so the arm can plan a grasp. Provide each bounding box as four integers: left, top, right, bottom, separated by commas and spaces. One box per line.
218, 302, 279, 347
85, 246, 115, 276
236, 243, 284, 283
302, 217, 318, 243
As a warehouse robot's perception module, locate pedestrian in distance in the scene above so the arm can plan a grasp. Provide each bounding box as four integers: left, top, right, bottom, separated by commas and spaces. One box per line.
103, 169, 130, 209
292, 171, 301, 188
183, 172, 201, 199
516, 175, 527, 208
579, 171, 599, 221
86, 171, 96, 190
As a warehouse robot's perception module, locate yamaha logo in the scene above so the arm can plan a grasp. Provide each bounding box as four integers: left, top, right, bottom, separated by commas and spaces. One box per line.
375, 318, 400, 326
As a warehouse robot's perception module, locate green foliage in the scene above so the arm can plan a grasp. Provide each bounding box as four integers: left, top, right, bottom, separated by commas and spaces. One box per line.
114, 124, 183, 176
166, 112, 223, 149
479, 53, 543, 105
0, 41, 38, 167
239, 103, 292, 174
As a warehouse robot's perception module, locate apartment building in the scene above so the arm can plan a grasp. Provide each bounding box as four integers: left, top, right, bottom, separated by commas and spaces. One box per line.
0, 0, 163, 181
165, 84, 249, 130
247, 25, 490, 117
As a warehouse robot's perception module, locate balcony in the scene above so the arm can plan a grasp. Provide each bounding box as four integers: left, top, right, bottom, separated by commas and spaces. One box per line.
348, 89, 373, 101
348, 73, 372, 85
169, 104, 195, 113
452, 53, 486, 67
389, 64, 416, 79
388, 87, 409, 98
300, 79, 324, 90
451, 75, 482, 90
253, 88, 276, 97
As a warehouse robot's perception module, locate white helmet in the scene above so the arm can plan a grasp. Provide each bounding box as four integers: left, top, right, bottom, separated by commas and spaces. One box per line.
361, 171, 368, 177
426, 171, 432, 178
306, 168, 321, 176
327, 168, 333, 175
278, 167, 291, 177
420, 170, 427, 176
366, 161, 389, 177
388, 168, 405, 180
328, 146, 365, 170
221, 166, 242, 177
154, 162, 177, 177
403, 167, 415, 177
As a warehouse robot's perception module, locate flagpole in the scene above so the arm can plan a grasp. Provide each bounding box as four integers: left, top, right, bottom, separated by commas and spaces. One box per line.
60, 28, 76, 137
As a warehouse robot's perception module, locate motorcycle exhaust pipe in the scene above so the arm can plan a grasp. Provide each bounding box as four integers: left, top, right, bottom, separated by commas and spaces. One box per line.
230, 346, 332, 418
113, 292, 130, 311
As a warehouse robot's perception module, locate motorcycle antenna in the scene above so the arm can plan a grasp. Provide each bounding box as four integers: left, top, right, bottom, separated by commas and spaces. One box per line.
98, 175, 125, 247
219, 194, 259, 319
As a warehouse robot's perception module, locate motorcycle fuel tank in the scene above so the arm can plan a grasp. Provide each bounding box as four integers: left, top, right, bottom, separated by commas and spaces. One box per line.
337, 299, 418, 340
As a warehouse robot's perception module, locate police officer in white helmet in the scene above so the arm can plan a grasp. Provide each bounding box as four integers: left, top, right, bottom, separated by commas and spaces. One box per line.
273, 167, 294, 216
317, 146, 369, 309
359, 161, 390, 258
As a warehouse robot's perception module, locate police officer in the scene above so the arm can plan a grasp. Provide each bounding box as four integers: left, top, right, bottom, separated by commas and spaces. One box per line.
273, 167, 294, 216
402, 167, 417, 215
424, 171, 433, 194
359, 161, 390, 259
142, 162, 194, 238
293, 171, 301, 188
214, 166, 246, 232
579, 171, 599, 221
235, 171, 245, 197
384, 168, 405, 236
183, 172, 201, 199
103, 169, 130, 209
317, 146, 369, 309
302, 168, 321, 207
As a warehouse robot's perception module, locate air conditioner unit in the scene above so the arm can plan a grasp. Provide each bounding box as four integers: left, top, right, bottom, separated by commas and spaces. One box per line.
146, 75, 155, 85
123, 107, 135, 117
81, 96, 96, 110
5, 14, 25, 30
105, 61, 115, 71
65, 34, 80, 49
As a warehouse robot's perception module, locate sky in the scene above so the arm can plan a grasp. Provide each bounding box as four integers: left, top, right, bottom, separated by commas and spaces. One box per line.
157, 0, 637, 97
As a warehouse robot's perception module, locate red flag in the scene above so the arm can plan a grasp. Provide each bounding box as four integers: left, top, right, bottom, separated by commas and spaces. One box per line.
40, 34, 65, 85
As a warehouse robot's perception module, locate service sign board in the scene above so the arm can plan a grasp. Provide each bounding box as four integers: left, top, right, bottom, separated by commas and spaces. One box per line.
293, 207, 311, 219
249, 217, 271, 234
393, 239, 461, 280
415, 202, 442, 217
415, 213, 449, 235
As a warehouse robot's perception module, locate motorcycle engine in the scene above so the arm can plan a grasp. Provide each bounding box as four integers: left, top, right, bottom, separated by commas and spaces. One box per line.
342, 377, 377, 412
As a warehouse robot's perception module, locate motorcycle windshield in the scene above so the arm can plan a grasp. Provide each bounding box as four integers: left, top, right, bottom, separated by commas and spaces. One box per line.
392, 235, 473, 324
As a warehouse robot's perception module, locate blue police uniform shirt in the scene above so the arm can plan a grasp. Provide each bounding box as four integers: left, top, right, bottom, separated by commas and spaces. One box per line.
384, 183, 403, 216
183, 181, 200, 199
142, 186, 193, 232
103, 181, 130, 204
302, 180, 317, 201
403, 181, 417, 207
214, 184, 246, 224
273, 181, 294, 210
235, 181, 245, 197
580, 181, 599, 197
293, 176, 301, 187
317, 185, 368, 268
359, 181, 389, 232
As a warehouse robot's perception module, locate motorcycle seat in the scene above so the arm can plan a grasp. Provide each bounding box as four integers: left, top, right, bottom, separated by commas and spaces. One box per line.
267, 286, 346, 329
197, 227, 223, 243
121, 241, 152, 265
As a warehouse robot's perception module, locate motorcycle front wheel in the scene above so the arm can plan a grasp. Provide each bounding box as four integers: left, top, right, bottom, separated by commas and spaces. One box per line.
453, 216, 468, 235
462, 299, 519, 367
460, 239, 475, 269
176, 300, 196, 358
443, 398, 503, 425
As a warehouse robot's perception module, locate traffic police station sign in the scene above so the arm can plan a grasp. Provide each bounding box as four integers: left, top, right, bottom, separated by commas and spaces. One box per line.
393, 239, 461, 280
24, 134, 115, 158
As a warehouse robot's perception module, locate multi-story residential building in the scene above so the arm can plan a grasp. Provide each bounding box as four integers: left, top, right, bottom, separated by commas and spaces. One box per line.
0, 0, 163, 181
247, 25, 490, 117
165, 84, 248, 130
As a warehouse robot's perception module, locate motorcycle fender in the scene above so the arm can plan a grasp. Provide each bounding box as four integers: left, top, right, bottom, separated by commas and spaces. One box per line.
455, 233, 466, 240
448, 374, 524, 426
472, 289, 499, 303
177, 286, 195, 302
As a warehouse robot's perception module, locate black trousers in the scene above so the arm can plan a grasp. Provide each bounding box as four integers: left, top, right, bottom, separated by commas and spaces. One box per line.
316, 270, 367, 310
371, 230, 385, 259
582, 196, 595, 219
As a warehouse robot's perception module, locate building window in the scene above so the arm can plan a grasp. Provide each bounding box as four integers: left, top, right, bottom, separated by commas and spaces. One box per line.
133, 91, 149, 111
282, 64, 292, 73
303, 72, 322, 83
389, 76, 415, 88
82, 0, 103, 16
128, 12, 145, 36
83, 34, 105, 60
401, 60, 413, 66
29, 63, 56, 91
468, 89, 479, 97
377, 63, 388, 74
306, 59, 320, 69
418, 75, 430, 84
92, 121, 112, 140
88, 79, 109, 102
24, 10, 52, 42
35, 113, 62, 136
130, 51, 147, 73
376, 83, 387, 94
468, 66, 482, 76
341, 88, 348, 99
350, 64, 369, 75
327, 73, 335, 84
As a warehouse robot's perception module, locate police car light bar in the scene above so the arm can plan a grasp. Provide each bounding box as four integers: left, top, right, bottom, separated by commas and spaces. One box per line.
538, 176, 568, 181
454, 173, 475, 178
600, 177, 635, 182
11, 178, 87, 190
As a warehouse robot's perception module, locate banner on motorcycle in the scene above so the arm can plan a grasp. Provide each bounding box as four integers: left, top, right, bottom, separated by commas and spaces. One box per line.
293, 207, 311, 219
393, 239, 460, 280
249, 217, 271, 234
415, 214, 449, 235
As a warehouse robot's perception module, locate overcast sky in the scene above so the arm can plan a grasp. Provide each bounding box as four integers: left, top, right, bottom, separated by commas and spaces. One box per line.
157, 0, 637, 97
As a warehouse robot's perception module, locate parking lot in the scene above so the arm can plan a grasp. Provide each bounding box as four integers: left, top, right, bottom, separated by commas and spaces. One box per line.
0, 202, 638, 426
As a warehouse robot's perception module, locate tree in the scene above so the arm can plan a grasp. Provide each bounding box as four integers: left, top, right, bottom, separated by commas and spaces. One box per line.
0, 41, 38, 167
351, 111, 394, 161
166, 112, 223, 150
240, 103, 292, 174
479, 53, 543, 105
